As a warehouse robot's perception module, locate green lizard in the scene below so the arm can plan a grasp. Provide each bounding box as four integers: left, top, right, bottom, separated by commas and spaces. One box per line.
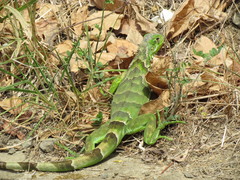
0, 33, 184, 172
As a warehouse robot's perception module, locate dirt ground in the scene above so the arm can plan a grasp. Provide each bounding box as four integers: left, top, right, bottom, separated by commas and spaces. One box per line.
1, 0, 240, 180
0, 113, 239, 180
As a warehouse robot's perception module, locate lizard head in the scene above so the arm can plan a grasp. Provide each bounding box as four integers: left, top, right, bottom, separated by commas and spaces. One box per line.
142, 33, 164, 67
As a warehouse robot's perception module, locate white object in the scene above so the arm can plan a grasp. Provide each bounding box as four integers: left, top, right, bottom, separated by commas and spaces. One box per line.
151, 9, 174, 24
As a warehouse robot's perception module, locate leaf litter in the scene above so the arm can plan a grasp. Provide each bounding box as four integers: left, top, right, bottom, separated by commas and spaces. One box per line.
0, 0, 240, 179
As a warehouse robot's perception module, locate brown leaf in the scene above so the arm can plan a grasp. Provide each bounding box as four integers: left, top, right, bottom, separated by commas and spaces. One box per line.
132, 5, 158, 34
88, 87, 104, 103
145, 56, 171, 95
146, 72, 168, 95
71, 6, 89, 36
117, 18, 143, 44
140, 91, 170, 114
95, 52, 116, 65
85, 11, 124, 40
55, 40, 73, 55
200, 71, 223, 92
183, 72, 205, 95
34, 3, 61, 45
89, 0, 129, 13
0, 96, 28, 115
192, 36, 226, 67
35, 17, 59, 46
107, 39, 138, 58
36, 3, 60, 18
166, 0, 229, 40
2, 121, 25, 139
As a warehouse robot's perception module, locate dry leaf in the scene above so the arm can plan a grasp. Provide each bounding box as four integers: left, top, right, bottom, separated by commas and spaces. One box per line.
70, 58, 87, 72
55, 40, 73, 55
89, 0, 129, 13
166, 0, 230, 40
117, 18, 143, 44
132, 5, 158, 34
107, 39, 138, 58
0, 96, 28, 115
34, 3, 61, 45
47, 55, 60, 68
47, 40, 74, 68
201, 71, 222, 92
2, 121, 25, 139
145, 56, 171, 95
146, 72, 168, 95
88, 87, 104, 102
95, 52, 116, 65
54, 40, 86, 71
193, 36, 225, 66
183, 72, 205, 95
36, 3, 60, 19
85, 11, 124, 40
71, 6, 88, 36
140, 91, 170, 114
35, 17, 59, 46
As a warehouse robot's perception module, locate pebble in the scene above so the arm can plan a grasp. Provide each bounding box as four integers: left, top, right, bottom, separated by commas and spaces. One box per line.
183, 171, 195, 178
232, 11, 240, 28
8, 148, 16, 155
22, 140, 33, 149
39, 138, 56, 153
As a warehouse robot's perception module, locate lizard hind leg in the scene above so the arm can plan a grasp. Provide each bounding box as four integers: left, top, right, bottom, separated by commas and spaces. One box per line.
84, 121, 110, 152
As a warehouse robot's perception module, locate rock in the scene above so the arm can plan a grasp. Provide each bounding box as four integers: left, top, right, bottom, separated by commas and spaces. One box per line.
100, 173, 109, 179
39, 138, 56, 153
22, 140, 33, 149
183, 171, 195, 178
232, 11, 240, 28
8, 148, 16, 155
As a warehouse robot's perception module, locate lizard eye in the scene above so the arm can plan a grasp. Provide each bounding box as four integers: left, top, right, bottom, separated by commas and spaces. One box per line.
155, 37, 161, 42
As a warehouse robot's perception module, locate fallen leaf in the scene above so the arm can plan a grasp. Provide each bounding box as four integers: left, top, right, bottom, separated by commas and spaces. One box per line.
35, 17, 59, 46
117, 18, 143, 44
107, 39, 138, 58
55, 40, 73, 55
85, 11, 124, 40
140, 91, 170, 114
146, 72, 168, 95
95, 52, 116, 65
183, 72, 205, 95
2, 121, 25, 139
89, 0, 129, 13
132, 5, 158, 33
71, 6, 88, 36
0, 96, 28, 115
166, 0, 230, 40
201, 71, 223, 92
145, 56, 171, 95
192, 36, 225, 67
34, 3, 61, 45
36, 3, 60, 19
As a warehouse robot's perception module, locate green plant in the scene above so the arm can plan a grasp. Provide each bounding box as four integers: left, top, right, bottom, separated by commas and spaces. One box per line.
165, 60, 191, 118
193, 45, 223, 62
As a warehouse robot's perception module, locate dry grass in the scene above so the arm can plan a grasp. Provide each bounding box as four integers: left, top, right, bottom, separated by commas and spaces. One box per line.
0, 0, 239, 178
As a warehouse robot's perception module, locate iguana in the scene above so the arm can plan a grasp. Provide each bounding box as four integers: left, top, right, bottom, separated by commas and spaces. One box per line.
0, 33, 184, 172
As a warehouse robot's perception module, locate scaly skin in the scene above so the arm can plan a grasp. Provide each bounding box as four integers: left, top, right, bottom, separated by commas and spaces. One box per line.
0, 34, 172, 172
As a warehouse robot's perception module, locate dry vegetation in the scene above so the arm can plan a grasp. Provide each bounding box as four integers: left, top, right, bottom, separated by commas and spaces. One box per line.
0, 0, 239, 179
